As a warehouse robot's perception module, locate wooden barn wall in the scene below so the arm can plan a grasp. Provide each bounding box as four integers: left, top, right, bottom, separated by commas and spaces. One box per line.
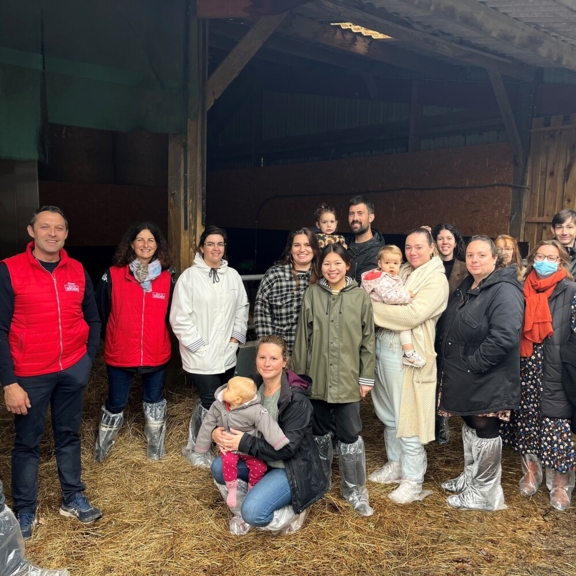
524, 115, 576, 248
207, 142, 514, 237
38, 181, 168, 246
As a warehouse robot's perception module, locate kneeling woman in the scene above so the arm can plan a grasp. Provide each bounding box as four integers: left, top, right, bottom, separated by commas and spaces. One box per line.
211, 335, 329, 534
438, 235, 524, 510
293, 244, 375, 516
95, 222, 174, 462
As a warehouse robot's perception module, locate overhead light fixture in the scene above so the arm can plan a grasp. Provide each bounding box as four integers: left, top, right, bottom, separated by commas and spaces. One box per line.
331, 22, 393, 40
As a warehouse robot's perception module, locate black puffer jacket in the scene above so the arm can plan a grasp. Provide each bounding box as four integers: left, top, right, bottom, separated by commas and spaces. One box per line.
438, 266, 524, 415
538, 278, 576, 418
238, 370, 329, 513
347, 229, 386, 284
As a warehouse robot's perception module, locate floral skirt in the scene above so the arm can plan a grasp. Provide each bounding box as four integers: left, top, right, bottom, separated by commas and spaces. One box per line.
501, 346, 576, 473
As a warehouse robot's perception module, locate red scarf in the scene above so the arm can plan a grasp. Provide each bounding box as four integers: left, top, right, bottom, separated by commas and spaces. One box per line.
520, 268, 567, 357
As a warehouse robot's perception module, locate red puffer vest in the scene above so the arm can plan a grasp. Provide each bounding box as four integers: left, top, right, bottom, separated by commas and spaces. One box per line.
3, 243, 89, 377
103, 266, 172, 367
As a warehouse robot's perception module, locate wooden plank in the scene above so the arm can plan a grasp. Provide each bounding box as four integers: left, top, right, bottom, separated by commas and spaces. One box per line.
168, 17, 207, 273
408, 80, 420, 153
531, 123, 576, 133
543, 116, 565, 220
525, 117, 545, 224
206, 13, 287, 110
488, 71, 524, 170
371, 0, 576, 72
311, 0, 536, 82
198, 0, 309, 18
280, 15, 466, 80
564, 127, 576, 211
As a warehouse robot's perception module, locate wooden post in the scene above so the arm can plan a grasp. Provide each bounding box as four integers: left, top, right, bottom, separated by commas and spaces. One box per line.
168, 9, 208, 273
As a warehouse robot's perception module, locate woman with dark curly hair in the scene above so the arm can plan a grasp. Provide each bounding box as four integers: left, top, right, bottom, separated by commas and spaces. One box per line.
94, 222, 174, 463
254, 228, 320, 354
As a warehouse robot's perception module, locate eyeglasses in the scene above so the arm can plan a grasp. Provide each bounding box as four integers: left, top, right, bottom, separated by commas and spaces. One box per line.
534, 253, 560, 263
204, 242, 226, 248
500, 247, 514, 252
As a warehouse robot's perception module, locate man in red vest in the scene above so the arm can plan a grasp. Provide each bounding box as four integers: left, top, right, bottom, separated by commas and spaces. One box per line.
0, 206, 102, 540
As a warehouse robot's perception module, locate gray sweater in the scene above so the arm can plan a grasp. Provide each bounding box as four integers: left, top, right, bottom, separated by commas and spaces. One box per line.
195, 385, 289, 453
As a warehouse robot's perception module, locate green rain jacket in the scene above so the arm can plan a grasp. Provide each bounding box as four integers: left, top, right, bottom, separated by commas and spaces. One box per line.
292, 278, 375, 403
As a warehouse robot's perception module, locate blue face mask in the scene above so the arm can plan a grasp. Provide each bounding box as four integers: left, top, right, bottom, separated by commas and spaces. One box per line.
533, 260, 558, 277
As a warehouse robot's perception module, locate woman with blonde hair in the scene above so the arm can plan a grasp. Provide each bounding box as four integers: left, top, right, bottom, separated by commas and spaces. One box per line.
502, 239, 576, 511
495, 234, 524, 281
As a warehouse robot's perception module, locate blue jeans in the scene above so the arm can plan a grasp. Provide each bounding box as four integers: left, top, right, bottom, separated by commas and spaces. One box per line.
105, 365, 166, 414
12, 354, 92, 514
212, 456, 292, 527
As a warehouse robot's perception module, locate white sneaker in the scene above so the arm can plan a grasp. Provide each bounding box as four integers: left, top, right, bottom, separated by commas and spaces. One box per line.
369, 461, 402, 484
402, 351, 425, 368
389, 480, 432, 504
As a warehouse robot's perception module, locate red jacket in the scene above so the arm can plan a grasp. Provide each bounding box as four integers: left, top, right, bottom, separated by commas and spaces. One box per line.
103, 266, 172, 367
3, 243, 89, 377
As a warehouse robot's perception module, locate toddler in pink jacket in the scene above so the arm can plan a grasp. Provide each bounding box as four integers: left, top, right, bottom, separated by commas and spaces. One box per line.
361, 245, 425, 368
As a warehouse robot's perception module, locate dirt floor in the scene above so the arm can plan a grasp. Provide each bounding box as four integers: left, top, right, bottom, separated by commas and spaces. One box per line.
1, 355, 575, 576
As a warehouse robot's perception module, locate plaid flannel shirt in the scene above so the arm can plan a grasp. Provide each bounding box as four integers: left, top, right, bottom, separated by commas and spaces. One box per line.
254, 263, 311, 354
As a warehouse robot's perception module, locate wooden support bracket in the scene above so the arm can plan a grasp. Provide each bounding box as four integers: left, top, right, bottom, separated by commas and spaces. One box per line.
206, 13, 287, 110
488, 71, 525, 171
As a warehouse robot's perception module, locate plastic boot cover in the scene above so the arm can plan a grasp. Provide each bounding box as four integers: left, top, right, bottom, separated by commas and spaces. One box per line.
93, 406, 124, 463
0, 506, 70, 576
546, 468, 575, 512
182, 402, 214, 468
519, 453, 543, 497
214, 479, 252, 535
143, 400, 167, 461
259, 505, 309, 535
447, 435, 506, 511
442, 424, 475, 493
389, 451, 432, 504
435, 415, 450, 445
369, 427, 402, 484
337, 437, 374, 517
314, 434, 334, 489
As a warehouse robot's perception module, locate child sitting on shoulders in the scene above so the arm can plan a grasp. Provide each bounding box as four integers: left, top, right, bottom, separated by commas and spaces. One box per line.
361, 245, 425, 368
314, 203, 347, 249
195, 377, 289, 506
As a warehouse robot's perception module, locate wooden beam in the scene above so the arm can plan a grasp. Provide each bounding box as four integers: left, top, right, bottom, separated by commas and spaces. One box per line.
206, 13, 287, 110
370, 0, 576, 73
169, 15, 207, 273
198, 0, 309, 18
488, 71, 524, 171
280, 15, 465, 80
312, 0, 536, 82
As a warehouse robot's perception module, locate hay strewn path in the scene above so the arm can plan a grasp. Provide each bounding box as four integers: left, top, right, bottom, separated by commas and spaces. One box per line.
1, 356, 575, 576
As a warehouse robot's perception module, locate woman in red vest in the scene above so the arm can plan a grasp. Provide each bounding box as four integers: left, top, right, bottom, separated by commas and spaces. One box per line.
94, 222, 174, 462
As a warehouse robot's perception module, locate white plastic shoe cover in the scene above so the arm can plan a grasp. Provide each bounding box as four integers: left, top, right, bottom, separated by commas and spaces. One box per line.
546, 468, 575, 512
389, 479, 430, 504
93, 406, 124, 463
259, 506, 309, 535
447, 435, 506, 511
214, 479, 252, 535
182, 402, 214, 468
368, 461, 401, 484
337, 437, 374, 517
442, 424, 475, 493
0, 505, 70, 576
519, 453, 543, 497
143, 400, 167, 461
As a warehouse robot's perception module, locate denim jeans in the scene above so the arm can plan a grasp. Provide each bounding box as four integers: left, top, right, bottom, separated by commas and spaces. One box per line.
105, 365, 166, 414
12, 354, 92, 514
212, 456, 292, 526
310, 399, 362, 444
